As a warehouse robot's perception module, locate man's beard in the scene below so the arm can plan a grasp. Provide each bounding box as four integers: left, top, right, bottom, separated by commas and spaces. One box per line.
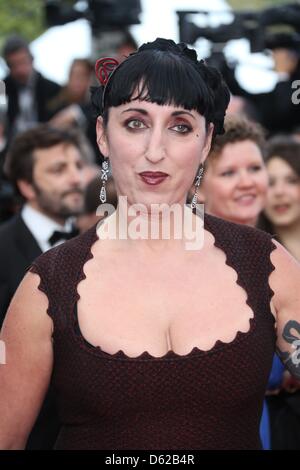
32, 182, 84, 220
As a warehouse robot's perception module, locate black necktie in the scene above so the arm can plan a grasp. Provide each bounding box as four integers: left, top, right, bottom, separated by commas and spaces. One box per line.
48, 227, 80, 246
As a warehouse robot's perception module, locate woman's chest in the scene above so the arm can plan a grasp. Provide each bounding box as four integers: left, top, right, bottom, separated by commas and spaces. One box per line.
76, 246, 255, 358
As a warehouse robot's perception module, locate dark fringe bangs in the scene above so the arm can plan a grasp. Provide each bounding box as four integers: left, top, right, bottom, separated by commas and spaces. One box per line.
106, 51, 215, 119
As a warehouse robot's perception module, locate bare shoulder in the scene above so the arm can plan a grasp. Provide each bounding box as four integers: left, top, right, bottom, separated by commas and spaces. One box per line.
268, 240, 300, 380
269, 239, 300, 312
1, 269, 53, 339
0, 271, 54, 449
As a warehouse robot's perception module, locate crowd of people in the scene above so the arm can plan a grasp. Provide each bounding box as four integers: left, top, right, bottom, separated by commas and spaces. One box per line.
0, 28, 300, 450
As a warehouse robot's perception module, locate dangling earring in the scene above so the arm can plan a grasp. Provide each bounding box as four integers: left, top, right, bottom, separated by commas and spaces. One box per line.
100, 158, 109, 203
191, 164, 204, 209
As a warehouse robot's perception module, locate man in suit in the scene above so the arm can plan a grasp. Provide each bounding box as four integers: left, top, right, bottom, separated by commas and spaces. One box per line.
2, 35, 61, 143
0, 124, 86, 448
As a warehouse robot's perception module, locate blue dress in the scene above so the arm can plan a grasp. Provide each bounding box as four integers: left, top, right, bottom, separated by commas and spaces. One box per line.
260, 354, 284, 449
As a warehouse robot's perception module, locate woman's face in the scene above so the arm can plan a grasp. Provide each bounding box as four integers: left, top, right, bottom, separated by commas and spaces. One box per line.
199, 140, 268, 226
97, 100, 213, 210
264, 157, 300, 227
69, 63, 91, 99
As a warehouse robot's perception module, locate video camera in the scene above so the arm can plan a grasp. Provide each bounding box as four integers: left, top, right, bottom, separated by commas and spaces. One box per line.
45, 0, 141, 32
177, 3, 300, 53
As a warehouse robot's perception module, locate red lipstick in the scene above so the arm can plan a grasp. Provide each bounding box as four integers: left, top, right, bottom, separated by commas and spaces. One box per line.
139, 171, 169, 185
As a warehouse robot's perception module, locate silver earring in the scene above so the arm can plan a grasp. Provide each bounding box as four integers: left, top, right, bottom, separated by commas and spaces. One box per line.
191, 164, 204, 209
100, 159, 109, 203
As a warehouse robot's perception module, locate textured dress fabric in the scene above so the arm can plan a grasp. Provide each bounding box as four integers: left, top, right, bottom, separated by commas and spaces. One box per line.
26, 213, 277, 450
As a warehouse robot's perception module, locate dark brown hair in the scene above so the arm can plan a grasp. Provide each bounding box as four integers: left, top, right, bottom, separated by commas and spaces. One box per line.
257, 135, 300, 236
207, 115, 266, 166
264, 135, 300, 176
4, 124, 83, 194
2, 35, 32, 64
69, 58, 93, 77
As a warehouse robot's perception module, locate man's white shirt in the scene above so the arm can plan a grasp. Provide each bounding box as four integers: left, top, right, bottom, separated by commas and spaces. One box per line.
21, 203, 74, 252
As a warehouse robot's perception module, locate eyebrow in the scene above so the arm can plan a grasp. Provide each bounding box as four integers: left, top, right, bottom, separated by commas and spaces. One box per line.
46, 159, 83, 170
121, 108, 196, 120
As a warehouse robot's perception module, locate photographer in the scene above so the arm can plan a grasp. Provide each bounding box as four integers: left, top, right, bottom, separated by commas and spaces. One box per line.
180, 3, 300, 135
224, 33, 300, 135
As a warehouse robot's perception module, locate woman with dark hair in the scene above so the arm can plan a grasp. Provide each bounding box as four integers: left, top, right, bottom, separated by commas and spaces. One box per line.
1, 38, 300, 450
48, 59, 93, 118
48, 58, 97, 160
259, 137, 300, 260
258, 137, 300, 449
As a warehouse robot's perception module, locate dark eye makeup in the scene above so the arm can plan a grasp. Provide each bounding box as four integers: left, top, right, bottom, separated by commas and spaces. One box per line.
122, 116, 193, 134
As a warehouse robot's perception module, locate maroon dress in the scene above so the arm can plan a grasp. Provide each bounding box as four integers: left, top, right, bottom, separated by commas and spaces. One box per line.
26, 213, 277, 450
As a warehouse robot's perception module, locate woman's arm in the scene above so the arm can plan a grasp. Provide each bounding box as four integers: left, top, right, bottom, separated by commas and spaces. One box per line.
270, 240, 300, 380
0, 271, 54, 449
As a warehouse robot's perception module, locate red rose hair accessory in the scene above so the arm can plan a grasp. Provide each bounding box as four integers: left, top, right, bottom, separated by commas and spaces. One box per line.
95, 57, 120, 112
95, 57, 119, 86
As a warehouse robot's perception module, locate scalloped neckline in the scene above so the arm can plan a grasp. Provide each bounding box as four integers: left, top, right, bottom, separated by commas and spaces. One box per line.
71, 215, 257, 361
73, 301, 255, 360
